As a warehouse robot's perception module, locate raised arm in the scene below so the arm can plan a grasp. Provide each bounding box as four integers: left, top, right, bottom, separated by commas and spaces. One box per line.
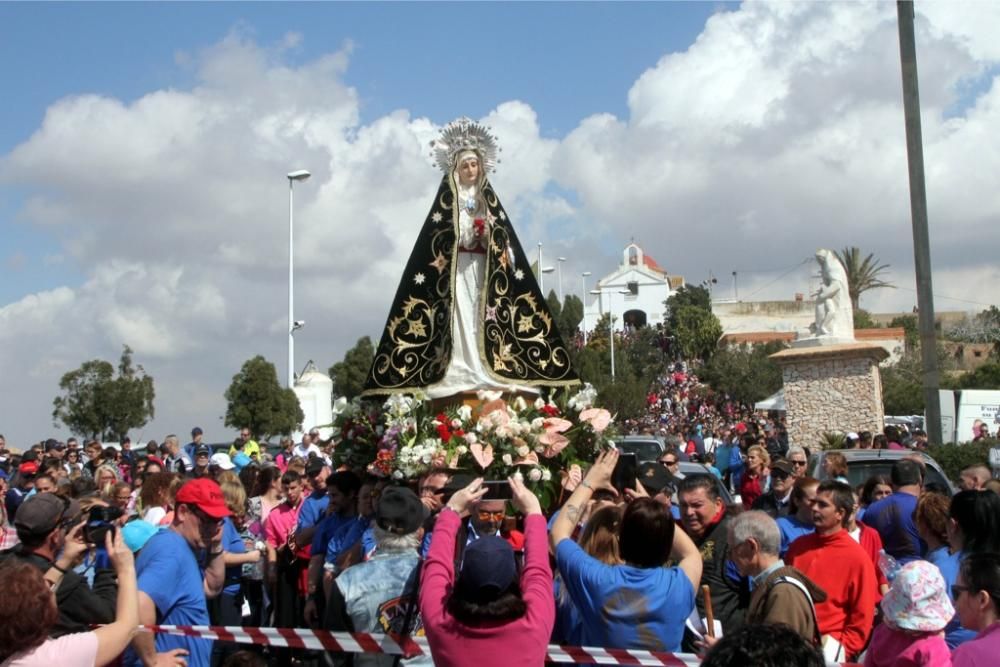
509, 476, 554, 626
419, 478, 486, 624
550, 448, 619, 548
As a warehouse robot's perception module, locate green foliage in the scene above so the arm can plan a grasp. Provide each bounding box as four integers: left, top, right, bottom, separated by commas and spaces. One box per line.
546, 289, 562, 321
558, 294, 584, 340
854, 309, 879, 329
665, 284, 712, 319
819, 432, 847, 451
572, 321, 670, 422
925, 440, 995, 482
225, 355, 304, 439
701, 341, 786, 405
881, 345, 956, 415
671, 305, 723, 361
833, 246, 895, 310
52, 345, 155, 441
889, 315, 920, 350
329, 336, 375, 400
956, 361, 1000, 389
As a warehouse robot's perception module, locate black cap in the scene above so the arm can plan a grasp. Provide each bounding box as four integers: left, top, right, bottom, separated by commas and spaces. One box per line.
770, 459, 794, 477
305, 458, 327, 477
637, 462, 677, 496
14, 493, 81, 537
195, 444, 210, 457
44, 439, 65, 452
376, 487, 426, 535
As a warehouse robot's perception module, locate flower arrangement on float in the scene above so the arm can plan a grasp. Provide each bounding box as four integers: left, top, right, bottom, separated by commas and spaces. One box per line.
330, 384, 615, 507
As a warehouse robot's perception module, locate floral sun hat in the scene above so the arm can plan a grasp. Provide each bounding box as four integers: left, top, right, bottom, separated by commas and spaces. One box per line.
880, 560, 955, 633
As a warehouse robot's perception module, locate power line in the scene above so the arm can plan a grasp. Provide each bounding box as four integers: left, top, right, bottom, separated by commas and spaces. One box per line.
742, 258, 812, 300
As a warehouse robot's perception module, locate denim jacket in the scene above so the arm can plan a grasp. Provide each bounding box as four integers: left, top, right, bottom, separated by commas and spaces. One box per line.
334, 548, 432, 667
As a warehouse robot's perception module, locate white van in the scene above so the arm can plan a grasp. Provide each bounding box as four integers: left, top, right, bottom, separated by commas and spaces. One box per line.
937, 389, 1000, 443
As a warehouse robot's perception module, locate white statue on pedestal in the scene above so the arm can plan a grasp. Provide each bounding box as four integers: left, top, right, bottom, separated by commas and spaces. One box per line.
793, 248, 855, 347
810, 249, 854, 340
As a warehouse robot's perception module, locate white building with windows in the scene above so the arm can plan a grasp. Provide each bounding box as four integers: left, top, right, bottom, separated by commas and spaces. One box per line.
584, 243, 684, 333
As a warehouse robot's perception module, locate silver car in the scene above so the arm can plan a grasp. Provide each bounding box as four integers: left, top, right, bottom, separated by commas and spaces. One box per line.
807, 448, 955, 494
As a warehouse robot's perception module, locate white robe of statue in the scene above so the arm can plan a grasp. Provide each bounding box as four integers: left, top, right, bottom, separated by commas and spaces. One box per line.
425, 165, 538, 399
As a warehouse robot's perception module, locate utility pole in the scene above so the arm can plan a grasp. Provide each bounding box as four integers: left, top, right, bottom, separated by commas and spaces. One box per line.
897, 1, 941, 444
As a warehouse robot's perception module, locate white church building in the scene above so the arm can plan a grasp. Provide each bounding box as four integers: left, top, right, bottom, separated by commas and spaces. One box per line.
583, 243, 685, 333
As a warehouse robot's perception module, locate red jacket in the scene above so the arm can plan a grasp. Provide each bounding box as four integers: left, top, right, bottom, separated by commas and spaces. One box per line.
787, 529, 878, 658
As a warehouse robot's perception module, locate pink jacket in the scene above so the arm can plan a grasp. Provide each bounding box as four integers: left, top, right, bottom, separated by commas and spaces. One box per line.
420, 509, 555, 667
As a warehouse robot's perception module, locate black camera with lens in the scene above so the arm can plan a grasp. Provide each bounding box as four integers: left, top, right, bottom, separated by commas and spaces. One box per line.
84, 506, 124, 545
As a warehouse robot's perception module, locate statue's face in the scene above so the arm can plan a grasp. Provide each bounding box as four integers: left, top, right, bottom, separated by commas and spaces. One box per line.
458, 156, 480, 185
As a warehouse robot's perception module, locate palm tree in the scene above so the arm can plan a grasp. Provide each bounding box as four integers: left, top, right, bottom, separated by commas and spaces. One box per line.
834, 246, 895, 310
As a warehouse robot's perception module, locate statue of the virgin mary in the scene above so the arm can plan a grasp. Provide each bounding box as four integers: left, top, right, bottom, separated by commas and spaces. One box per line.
363, 117, 579, 398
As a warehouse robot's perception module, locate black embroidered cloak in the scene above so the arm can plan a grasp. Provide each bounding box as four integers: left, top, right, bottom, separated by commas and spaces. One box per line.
363, 175, 579, 396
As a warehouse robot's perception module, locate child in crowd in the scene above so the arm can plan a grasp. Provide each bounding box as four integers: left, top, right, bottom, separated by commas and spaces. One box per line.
863, 560, 953, 667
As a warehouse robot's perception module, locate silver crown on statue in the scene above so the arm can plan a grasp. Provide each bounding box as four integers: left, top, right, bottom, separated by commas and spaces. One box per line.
430, 116, 502, 174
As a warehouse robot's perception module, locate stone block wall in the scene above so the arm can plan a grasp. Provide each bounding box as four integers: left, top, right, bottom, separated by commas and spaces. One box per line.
771, 344, 888, 451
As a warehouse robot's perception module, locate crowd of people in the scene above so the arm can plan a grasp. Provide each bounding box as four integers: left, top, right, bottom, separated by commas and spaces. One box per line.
1, 390, 1000, 667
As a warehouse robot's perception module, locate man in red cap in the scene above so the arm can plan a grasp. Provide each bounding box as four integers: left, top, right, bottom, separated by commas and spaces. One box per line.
126, 477, 231, 667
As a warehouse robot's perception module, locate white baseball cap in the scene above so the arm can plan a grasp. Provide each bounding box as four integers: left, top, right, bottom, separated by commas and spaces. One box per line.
210, 453, 235, 470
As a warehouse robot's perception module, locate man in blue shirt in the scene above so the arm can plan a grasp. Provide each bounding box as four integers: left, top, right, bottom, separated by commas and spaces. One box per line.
127, 478, 230, 667
303, 470, 361, 626
293, 459, 331, 549
862, 459, 925, 564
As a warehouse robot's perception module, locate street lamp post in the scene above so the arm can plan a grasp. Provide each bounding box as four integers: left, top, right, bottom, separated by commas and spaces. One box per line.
537, 242, 544, 294
287, 169, 311, 387
581, 271, 592, 344
591, 288, 631, 381
557, 257, 567, 302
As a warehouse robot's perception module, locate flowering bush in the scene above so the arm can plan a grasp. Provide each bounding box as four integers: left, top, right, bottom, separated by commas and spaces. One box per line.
330, 384, 616, 507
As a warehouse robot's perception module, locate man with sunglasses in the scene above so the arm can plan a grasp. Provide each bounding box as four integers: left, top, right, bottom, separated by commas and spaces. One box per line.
127, 478, 230, 667
786, 447, 809, 479
751, 459, 796, 518
0, 493, 117, 637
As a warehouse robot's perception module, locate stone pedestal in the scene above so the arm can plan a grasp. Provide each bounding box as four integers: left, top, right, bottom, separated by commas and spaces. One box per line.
770, 342, 889, 450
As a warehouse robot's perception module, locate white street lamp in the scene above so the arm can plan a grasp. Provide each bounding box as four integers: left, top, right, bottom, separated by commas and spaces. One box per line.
287, 169, 311, 387
591, 288, 630, 381
557, 257, 567, 302
541, 266, 555, 295
581, 271, 592, 345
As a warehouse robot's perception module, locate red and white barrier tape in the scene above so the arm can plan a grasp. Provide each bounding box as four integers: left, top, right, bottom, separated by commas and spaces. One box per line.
141, 625, 702, 665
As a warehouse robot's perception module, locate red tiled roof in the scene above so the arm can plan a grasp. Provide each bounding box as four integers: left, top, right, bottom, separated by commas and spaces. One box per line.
643, 255, 666, 273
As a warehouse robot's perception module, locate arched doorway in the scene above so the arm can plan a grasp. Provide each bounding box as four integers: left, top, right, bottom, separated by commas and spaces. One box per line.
623, 309, 647, 329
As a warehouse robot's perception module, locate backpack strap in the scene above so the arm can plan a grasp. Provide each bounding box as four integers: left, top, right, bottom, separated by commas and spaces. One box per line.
773, 575, 821, 644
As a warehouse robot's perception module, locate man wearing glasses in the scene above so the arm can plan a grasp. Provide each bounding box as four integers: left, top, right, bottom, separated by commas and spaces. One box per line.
659, 451, 682, 476
751, 459, 795, 518
786, 447, 809, 479
1, 493, 117, 636
230, 428, 261, 461
127, 478, 230, 667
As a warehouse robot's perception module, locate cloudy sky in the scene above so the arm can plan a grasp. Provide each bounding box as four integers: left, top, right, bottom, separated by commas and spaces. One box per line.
2, 1, 998, 447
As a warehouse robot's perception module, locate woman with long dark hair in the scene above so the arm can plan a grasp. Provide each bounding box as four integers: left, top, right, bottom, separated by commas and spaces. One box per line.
937, 490, 1000, 649
420, 476, 553, 667
952, 552, 1000, 665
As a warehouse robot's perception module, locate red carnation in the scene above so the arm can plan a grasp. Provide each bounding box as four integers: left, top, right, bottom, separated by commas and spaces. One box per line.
540, 404, 560, 417
474, 218, 486, 237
